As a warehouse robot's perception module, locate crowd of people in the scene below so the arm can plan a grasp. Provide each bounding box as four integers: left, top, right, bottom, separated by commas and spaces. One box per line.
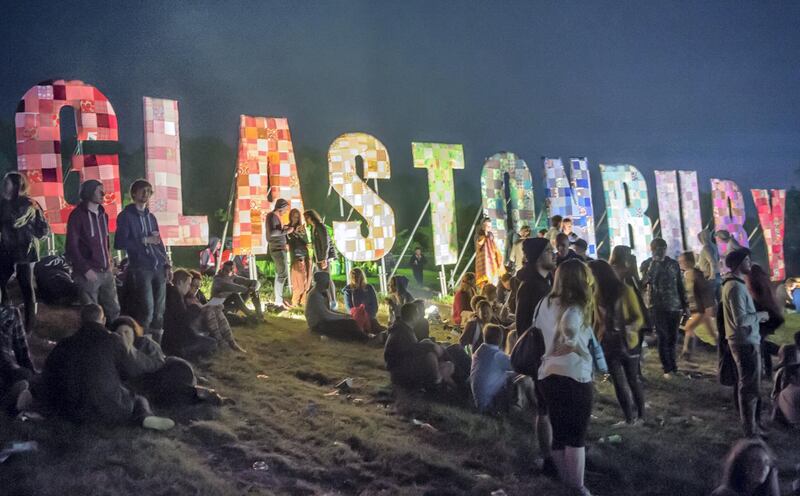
0, 169, 797, 495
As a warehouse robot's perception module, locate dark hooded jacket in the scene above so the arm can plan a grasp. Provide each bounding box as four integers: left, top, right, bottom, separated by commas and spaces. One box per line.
114, 203, 168, 271
514, 264, 552, 333
66, 201, 112, 276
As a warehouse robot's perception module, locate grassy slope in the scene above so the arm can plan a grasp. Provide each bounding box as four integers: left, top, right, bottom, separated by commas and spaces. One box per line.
2, 308, 799, 496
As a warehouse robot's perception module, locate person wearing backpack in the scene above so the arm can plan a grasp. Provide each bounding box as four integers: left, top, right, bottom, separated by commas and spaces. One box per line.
0, 172, 50, 331
589, 260, 646, 426
532, 259, 596, 495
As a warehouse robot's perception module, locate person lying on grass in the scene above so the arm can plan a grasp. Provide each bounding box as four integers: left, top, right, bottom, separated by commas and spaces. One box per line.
109, 316, 231, 406
306, 271, 371, 341
185, 270, 245, 353
42, 304, 174, 431
384, 302, 455, 391
162, 269, 217, 360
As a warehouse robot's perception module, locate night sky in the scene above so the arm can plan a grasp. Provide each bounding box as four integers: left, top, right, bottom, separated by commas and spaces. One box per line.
1, 1, 798, 194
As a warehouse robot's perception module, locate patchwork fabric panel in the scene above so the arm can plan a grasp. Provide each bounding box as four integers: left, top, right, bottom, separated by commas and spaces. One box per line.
710, 179, 749, 256
232, 116, 305, 255
15, 80, 122, 233
751, 189, 785, 281
543, 157, 597, 256
412, 142, 464, 266
677, 170, 704, 254
328, 133, 396, 261
654, 170, 703, 258
480, 152, 535, 259
600, 165, 654, 263
143, 97, 208, 246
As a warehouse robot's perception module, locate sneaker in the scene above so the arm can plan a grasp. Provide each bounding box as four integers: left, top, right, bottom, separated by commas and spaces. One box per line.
663, 372, 673, 380
142, 416, 175, 431
612, 420, 632, 428
632, 418, 646, 427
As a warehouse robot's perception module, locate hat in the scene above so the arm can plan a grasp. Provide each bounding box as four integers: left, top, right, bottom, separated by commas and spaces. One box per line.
725, 248, 751, 271
79, 180, 103, 203
776, 344, 800, 371
274, 198, 289, 210
313, 270, 330, 287
522, 238, 550, 265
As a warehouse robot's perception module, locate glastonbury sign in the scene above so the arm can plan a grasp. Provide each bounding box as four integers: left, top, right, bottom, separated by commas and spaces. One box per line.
12, 79, 788, 281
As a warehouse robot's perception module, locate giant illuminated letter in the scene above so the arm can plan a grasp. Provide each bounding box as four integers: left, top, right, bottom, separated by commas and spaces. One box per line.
654, 170, 703, 258
328, 133, 396, 261
600, 164, 654, 263
232, 116, 305, 255
411, 142, 464, 266
15, 80, 122, 233
143, 97, 208, 246
543, 157, 597, 256
480, 152, 535, 258
710, 179, 748, 254
751, 189, 786, 281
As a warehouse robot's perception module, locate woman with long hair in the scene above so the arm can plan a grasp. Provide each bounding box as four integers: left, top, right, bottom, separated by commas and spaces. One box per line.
474, 217, 505, 289
589, 259, 646, 425
532, 259, 595, 495
303, 209, 337, 308
0, 172, 50, 331
287, 208, 312, 306
609, 245, 650, 356
711, 439, 779, 496
342, 267, 383, 334
386, 275, 414, 327
746, 264, 785, 376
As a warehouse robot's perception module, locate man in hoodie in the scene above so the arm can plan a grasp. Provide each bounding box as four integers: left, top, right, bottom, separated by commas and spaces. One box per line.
266, 199, 294, 309
114, 179, 170, 341
305, 271, 367, 341
721, 248, 770, 437
66, 180, 120, 322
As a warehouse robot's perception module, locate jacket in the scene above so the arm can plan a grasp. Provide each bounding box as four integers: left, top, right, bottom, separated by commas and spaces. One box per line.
640, 257, 687, 312
42, 322, 152, 424
514, 265, 552, 333
0, 196, 49, 263
721, 275, 761, 346
266, 211, 288, 251
287, 226, 310, 262
66, 202, 112, 276
114, 204, 168, 271
343, 284, 379, 318
383, 320, 418, 371
310, 223, 335, 263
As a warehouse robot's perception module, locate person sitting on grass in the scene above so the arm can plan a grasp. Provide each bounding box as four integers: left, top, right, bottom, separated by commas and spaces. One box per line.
305, 271, 370, 341
0, 298, 35, 416
384, 302, 454, 390
711, 438, 780, 496
109, 316, 230, 406
771, 336, 800, 429
452, 272, 478, 326
185, 270, 245, 353
481, 283, 513, 327
162, 269, 217, 360
211, 261, 264, 322
460, 300, 495, 354
386, 275, 414, 327
42, 304, 174, 431
343, 267, 383, 334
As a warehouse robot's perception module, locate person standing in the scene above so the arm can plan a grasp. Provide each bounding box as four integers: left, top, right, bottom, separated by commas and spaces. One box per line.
507, 225, 531, 276
721, 248, 770, 438
678, 251, 716, 359
533, 260, 596, 495
698, 229, 721, 301
475, 217, 505, 288
514, 238, 555, 334
409, 247, 426, 287
66, 180, 120, 323
746, 264, 785, 377
287, 208, 311, 307
266, 199, 294, 309
640, 238, 688, 378
545, 215, 563, 248
0, 172, 49, 331
560, 218, 579, 243
304, 209, 338, 309
554, 233, 582, 267
114, 179, 170, 341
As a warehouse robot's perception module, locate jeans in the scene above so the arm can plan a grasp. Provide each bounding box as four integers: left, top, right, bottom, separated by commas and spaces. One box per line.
608, 354, 646, 422
127, 268, 166, 331
652, 309, 681, 373
75, 270, 120, 323
730, 343, 762, 436
271, 250, 289, 306
0, 261, 36, 332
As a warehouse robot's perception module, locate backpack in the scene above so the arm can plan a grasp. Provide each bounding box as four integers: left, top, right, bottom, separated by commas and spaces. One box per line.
510, 300, 546, 376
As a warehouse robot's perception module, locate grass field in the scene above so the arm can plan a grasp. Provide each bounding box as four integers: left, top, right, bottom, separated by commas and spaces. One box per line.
1, 304, 799, 496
